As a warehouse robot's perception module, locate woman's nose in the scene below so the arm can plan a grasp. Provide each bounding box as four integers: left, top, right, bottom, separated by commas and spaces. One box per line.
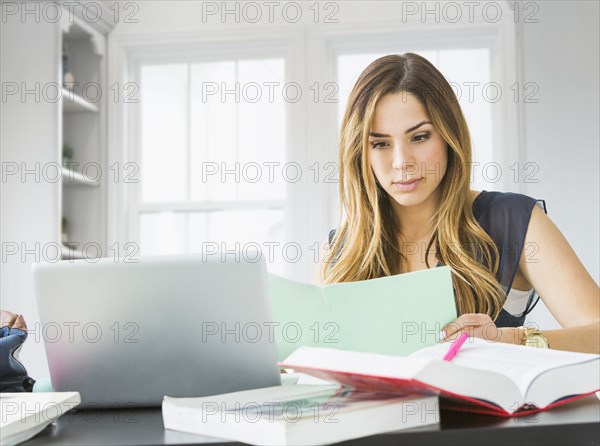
391, 143, 415, 170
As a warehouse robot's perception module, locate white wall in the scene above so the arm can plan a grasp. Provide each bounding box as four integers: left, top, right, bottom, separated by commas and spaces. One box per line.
518, 1, 599, 328
1, 18, 60, 379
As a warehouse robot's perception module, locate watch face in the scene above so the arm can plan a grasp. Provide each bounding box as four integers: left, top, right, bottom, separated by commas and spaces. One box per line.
525, 335, 549, 348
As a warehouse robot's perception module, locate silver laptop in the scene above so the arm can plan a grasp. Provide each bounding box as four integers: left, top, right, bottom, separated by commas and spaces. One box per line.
31, 253, 281, 408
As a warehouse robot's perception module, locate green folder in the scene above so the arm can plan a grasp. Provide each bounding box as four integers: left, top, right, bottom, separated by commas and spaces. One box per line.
268, 266, 457, 360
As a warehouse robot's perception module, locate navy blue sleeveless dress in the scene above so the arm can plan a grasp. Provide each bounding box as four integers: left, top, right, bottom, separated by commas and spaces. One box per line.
327, 190, 547, 328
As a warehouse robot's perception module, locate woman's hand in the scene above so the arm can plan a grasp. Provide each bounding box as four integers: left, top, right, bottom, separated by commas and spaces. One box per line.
0, 310, 29, 356
440, 313, 522, 345
0, 310, 27, 331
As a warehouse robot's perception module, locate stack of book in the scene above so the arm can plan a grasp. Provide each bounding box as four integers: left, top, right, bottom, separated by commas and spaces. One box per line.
162, 383, 439, 445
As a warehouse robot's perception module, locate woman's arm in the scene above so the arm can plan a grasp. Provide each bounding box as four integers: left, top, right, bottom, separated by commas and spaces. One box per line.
443, 205, 600, 354
515, 204, 599, 352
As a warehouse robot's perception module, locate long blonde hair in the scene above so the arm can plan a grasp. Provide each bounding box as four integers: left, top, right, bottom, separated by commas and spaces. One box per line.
322, 53, 505, 320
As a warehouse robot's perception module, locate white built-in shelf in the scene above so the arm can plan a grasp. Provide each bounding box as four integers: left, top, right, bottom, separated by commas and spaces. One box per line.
61, 166, 100, 186
62, 88, 99, 113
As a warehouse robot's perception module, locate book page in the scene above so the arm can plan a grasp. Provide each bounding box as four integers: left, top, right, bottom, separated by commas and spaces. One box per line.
409, 338, 599, 396
280, 346, 432, 380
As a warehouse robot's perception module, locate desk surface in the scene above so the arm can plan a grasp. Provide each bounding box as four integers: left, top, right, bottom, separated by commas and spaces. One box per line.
24, 395, 600, 446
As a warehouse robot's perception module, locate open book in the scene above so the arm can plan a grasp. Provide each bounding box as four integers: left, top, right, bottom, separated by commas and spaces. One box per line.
163, 384, 439, 446
279, 338, 600, 417
268, 266, 457, 360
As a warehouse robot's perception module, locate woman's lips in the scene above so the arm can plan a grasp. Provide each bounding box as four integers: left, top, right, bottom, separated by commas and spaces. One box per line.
392, 178, 422, 191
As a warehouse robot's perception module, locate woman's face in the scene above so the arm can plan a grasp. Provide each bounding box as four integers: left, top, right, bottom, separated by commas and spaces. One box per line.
368, 92, 448, 210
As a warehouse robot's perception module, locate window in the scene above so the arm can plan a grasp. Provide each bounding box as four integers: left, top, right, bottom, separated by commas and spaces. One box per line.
137, 57, 287, 274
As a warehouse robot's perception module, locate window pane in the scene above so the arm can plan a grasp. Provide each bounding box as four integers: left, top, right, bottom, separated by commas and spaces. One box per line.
196, 209, 286, 275
139, 212, 187, 255
190, 58, 286, 202
140, 64, 188, 202
140, 209, 285, 275
237, 59, 286, 201
438, 49, 492, 167
190, 61, 237, 201
189, 209, 284, 247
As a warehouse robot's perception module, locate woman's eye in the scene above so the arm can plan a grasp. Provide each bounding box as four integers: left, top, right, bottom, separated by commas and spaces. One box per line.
412, 133, 430, 143
370, 141, 388, 149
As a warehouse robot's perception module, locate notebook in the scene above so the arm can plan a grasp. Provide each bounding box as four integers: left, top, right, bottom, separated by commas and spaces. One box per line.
162, 384, 439, 445
279, 338, 600, 417
268, 266, 457, 360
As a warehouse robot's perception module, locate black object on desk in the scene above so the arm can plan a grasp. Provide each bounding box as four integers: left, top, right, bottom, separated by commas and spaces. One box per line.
23, 395, 600, 446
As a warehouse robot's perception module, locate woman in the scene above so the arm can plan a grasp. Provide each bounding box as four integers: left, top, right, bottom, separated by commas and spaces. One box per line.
318, 53, 599, 354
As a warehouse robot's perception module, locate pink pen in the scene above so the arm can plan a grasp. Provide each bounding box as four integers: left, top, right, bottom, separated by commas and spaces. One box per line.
442, 332, 469, 361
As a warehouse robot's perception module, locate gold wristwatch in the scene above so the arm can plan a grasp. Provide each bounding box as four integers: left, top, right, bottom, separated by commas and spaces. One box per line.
521, 327, 550, 348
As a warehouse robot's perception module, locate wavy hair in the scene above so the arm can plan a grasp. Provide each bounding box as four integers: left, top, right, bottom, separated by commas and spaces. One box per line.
321, 53, 505, 320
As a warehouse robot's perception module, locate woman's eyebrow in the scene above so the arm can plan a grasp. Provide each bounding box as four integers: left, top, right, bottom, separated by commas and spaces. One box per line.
405, 120, 432, 133
369, 121, 432, 138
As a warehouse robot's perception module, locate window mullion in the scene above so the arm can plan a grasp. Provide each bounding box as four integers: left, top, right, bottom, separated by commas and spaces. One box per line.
186, 62, 192, 250
186, 62, 192, 202
234, 60, 240, 203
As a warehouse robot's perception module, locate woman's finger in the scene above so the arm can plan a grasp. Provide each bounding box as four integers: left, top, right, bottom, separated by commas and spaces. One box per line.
441, 314, 493, 341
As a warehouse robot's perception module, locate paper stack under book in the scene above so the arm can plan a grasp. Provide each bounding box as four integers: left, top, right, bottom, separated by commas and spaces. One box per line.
162, 383, 439, 446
